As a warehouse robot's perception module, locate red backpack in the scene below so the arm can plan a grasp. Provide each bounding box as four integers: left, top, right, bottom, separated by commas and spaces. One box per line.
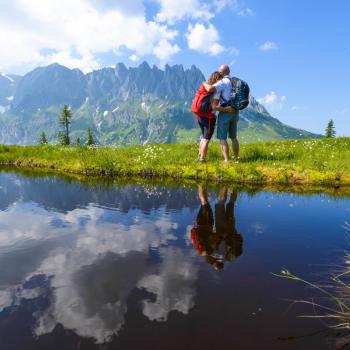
191, 85, 214, 117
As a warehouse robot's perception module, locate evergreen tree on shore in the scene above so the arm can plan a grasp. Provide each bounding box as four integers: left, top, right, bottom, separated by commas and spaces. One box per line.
325, 119, 336, 138
86, 128, 95, 145
39, 131, 48, 145
58, 105, 72, 145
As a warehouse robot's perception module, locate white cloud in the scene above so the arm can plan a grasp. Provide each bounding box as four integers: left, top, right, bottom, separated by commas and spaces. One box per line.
0, 0, 180, 73
154, 0, 235, 24
257, 91, 287, 112
259, 41, 278, 51
214, 0, 238, 12
129, 54, 140, 62
237, 7, 254, 16
153, 39, 180, 63
155, 0, 213, 24
186, 23, 224, 55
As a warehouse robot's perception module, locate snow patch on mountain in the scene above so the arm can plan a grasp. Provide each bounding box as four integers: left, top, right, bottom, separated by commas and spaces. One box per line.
0, 73, 14, 83
0, 105, 9, 114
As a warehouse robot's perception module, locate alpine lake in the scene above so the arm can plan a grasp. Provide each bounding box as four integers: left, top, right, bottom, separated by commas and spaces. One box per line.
1, 168, 350, 350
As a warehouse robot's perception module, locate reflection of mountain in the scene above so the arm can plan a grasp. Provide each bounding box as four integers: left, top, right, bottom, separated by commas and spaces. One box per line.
0, 172, 199, 213
0, 172, 198, 346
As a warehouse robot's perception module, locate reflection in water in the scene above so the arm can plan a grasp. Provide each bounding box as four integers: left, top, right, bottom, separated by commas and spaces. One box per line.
0, 173, 199, 344
0, 171, 349, 350
191, 185, 243, 270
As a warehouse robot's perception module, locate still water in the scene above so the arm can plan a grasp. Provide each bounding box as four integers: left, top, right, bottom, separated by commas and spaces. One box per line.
0, 171, 350, 350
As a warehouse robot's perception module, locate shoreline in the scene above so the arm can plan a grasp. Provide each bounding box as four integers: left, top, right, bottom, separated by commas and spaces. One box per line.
0, 138, 350, 187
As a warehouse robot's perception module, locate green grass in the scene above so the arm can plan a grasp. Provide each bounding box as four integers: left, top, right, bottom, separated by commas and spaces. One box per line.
0, 138, 350, 185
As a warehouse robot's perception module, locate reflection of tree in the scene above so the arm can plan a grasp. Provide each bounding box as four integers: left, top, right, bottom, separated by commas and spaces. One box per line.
191, 185, 243, 270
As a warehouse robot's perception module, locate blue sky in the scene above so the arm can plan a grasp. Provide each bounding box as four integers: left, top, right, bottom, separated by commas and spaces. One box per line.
1, 0, 349, 135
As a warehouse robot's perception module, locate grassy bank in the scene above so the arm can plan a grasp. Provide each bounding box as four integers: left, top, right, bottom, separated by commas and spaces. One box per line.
0, 138, 350, 185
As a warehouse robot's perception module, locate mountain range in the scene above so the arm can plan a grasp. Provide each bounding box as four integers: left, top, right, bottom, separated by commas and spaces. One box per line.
0, 62, 320, 145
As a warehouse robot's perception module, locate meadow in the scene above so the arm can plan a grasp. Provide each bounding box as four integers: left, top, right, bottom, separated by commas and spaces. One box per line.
0, 138, 349, 186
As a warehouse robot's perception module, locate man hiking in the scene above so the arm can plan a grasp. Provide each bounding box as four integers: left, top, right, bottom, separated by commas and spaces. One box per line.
203, 64, 239, 162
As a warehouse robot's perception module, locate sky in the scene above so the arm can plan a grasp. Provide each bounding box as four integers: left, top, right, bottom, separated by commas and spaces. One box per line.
1, 0, 349, 135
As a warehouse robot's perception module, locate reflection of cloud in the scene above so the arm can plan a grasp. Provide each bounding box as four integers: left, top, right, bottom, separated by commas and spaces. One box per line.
35, 254, 149, 343
0, 290, 12, 312
32, 213, 178, 342
0, 200, 195, 344
250, 223, 267, 235
138, 247, 198, 322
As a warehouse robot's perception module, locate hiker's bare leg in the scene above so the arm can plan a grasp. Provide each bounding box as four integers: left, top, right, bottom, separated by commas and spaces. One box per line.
220, 140, 229, 161
219, 187, 228, 203
199, 138, 210, 161
231, 138, 239, 159
198, 184, 209, 205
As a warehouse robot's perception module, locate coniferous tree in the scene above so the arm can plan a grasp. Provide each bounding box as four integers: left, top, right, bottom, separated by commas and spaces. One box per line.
325, 119, 336, 138
39, 131, 48, 145
76, 137, 81, 146
86, 128, 95, 145
58, 105, 72, 145
57, 132, 68, 145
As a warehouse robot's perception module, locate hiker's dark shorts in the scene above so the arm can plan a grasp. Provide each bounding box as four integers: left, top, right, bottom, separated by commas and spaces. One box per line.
198, 117, 216, 140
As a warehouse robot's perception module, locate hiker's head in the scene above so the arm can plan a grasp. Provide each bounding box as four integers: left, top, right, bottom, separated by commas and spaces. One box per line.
219, 64, 230, 76
207, 71, 222, 85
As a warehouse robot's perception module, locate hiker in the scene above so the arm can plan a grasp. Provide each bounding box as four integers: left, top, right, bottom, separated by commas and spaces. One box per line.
192, 71, 233, 163
203, 64, 240, 162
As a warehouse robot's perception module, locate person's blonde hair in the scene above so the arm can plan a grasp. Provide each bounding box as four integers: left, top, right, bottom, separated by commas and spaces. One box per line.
207, 71, 222, 85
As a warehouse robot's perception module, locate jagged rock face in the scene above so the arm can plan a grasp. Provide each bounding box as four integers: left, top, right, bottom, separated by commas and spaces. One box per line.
84, 62, 204, 104
0, 73, 20, 112
12, 64, 86, 111
0, 62, 320, 145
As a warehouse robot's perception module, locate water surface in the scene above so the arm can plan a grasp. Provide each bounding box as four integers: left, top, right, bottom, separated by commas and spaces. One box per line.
0, 171, 349, 350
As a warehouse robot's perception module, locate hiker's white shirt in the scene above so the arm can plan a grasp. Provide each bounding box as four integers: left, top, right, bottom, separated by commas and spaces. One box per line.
213, 75, 233, 102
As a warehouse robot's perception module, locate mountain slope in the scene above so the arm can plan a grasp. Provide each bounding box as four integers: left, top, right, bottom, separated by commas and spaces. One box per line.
0, 62, 320, 145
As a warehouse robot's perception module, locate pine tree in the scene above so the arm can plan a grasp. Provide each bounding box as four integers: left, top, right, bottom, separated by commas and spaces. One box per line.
325, 119, 336, 138
58, 105, 72, 145
57, 132, 68, 145
39, 131, 48, 145
76, 137, 81, 146
86, 128, 95, 146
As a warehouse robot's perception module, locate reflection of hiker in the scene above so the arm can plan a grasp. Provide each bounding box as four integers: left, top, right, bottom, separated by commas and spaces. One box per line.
190, 185, 214, 258
213, 188, 243, 267
192, 71, 234, 163
191, 185, 243, 270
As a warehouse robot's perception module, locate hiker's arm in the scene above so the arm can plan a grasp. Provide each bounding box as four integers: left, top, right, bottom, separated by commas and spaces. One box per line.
211, 99, 235, 112
203, 82, 216, 93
